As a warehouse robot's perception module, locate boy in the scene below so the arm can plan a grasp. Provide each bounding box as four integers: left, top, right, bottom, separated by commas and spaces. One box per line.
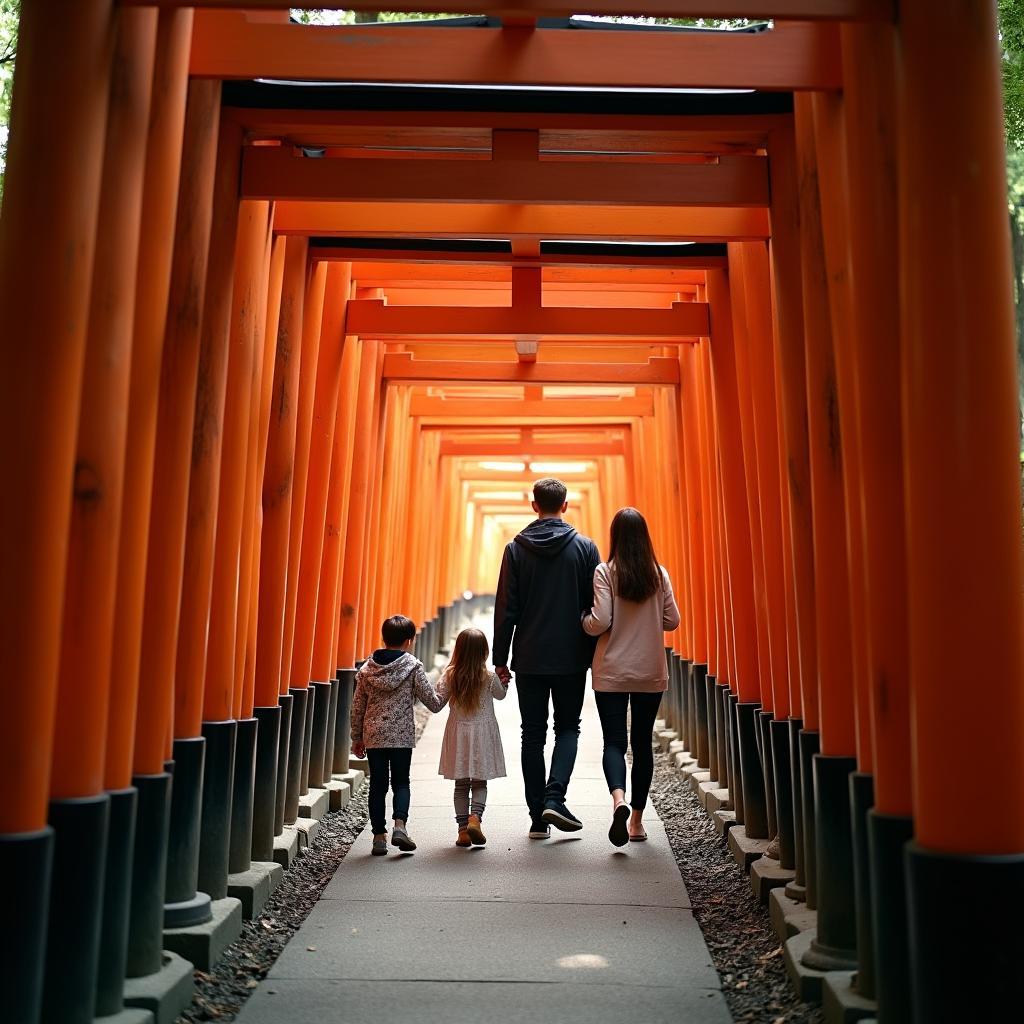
351, 615, 447, 855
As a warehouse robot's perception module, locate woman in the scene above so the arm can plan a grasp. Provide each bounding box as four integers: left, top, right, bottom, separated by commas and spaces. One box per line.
583, 508, 681, 847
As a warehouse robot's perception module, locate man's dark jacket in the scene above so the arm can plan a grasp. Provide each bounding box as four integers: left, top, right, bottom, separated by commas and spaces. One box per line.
492, 518, 601, 675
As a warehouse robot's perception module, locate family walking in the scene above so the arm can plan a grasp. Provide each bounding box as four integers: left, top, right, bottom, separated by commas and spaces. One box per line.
350, 476, 680, 854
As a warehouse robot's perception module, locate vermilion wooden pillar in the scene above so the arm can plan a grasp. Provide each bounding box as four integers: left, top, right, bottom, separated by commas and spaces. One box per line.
291, 262, 352, 790
205, 200, 272, 886
767, 120, 819, 904
254, 235, 307, 835
0, 8, 113, 1004
46, 11, 157, 1023
841, 21, 912, 1021
137, 78, 221, 932
898, 3, 1024, 1018
105, 7, 193, 985
706, 269, 769, 840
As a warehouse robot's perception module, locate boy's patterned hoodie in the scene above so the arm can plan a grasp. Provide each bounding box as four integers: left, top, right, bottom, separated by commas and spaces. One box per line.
350, 650, 448, 749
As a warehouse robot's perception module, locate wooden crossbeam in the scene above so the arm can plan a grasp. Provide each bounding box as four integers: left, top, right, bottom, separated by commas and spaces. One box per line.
188, 13, 841, 91
139, 1, 892, 20
411, 394, 653, 417
383, 352, 679, 384
320, 246, 728, 269
242, 148, 769, 207
439, 440, 624, 455
347, 299, 708, 338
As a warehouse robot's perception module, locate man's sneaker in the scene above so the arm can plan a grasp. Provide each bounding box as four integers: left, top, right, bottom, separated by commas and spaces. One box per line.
528, 820, 551, 840
542, 801, 584, 833
392, 827, 417, 852
371, 834, 388, 856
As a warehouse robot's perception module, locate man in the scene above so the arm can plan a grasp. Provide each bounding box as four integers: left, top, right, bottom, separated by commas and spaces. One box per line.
493, 478, 601, 839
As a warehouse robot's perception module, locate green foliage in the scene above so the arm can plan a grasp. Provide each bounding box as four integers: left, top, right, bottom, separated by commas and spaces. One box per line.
0, 0, 18, 202
1002, 0, 1024, 149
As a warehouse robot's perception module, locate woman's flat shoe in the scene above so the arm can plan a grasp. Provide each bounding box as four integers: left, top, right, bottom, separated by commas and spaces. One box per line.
609, 804, 630, 847
628, 830, 648, 842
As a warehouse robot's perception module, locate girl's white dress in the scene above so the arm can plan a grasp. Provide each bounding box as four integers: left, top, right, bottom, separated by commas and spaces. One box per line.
437, 671, 508, 781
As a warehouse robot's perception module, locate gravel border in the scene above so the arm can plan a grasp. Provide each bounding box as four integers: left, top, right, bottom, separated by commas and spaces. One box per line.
648, 748, 824, 1024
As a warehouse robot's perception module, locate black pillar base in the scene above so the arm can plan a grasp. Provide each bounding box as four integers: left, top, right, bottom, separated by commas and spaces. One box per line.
802, 753, 858, 972
906, 843, 1024, 1024
758, 710, 777, 839
96, 787, 137, 1017
42, 794, 110, 1024
299, 685, 315, 797
164, 737, 212, 928
0, 826, 53, 1024
308, 681, 332, 789
333, 669, 356, 774
770, 719, 796, 870
274, 693, 292, 835
715, 683, 730, 790
229, 718, 257, 874
677, 657, 691, 751
127, 772, 171, 977
850, 771, 875, 998
251, 706, 280, 861
285, 687, 308, 822
705, 674, 719, 782
197, 720, 237, 901
323, 676, 339, 785
692, 663, 709, 769
727, 693, 742, 820
869, 810, 913, 1023
786, 718, 806, 898
798, 728, 820, 906
737, 701, 768, 838
663, 648, 676, 732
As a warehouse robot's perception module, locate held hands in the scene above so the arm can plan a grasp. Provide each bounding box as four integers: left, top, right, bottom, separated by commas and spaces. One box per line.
495, 665, 512, 686
352, 742, 366, 759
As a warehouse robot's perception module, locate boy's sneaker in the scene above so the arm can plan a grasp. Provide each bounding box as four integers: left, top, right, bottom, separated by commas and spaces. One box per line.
392, 827, 417, 852
372, 835, 389, 856
542, 801, 584, 833
528, 820, 551, 840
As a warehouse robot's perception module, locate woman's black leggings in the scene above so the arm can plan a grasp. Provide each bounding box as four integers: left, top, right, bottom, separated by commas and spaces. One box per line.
594, 691, 664, 811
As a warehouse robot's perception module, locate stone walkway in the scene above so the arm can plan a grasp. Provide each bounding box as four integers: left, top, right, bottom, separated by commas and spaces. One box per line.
238, 632, 732, 1024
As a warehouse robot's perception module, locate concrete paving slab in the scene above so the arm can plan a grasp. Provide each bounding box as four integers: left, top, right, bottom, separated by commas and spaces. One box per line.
784, 928, 828, 1004
712, 809, 738, 836
324, 779, 350, 811
270, 901, 719, 988
727, 823, 771, 872
656, 729, 678, 751
705, 787, 731, 814
237, 979, 732, 1024
332, 768, 364, 795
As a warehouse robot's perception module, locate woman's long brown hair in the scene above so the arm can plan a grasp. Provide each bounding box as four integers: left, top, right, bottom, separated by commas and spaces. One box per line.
608, 507, 661, 602
445, 628, 491, 712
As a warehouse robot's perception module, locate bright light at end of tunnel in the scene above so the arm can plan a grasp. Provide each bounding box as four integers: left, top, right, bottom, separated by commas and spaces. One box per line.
462, 590, 474, 601
479, 461, 527, 472
556, 954, 610, 970
529, 462, 589, 475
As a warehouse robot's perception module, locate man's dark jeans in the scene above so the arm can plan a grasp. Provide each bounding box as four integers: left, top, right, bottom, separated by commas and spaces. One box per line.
516, 672, 587, 822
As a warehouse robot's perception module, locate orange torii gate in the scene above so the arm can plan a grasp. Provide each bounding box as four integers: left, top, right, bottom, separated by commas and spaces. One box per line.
0, 4, 1021, 1024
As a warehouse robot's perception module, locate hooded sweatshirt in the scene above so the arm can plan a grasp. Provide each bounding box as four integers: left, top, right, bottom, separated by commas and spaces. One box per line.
350, 650, 448, 749
492, 518, 601, 675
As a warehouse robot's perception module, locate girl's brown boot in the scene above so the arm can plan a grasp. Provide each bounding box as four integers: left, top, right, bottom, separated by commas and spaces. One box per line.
467, 814, 486, 846
456, 826, 472, 848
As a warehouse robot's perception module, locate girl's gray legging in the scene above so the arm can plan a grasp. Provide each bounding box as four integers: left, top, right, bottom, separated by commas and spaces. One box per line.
454, 778, 488, 826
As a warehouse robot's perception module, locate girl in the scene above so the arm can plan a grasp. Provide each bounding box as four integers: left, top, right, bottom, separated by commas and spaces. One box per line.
437, 628, 508, 847
583, 508, 681, 847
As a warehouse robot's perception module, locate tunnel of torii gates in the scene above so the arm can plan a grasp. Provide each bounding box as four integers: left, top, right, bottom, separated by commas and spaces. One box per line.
0, 2, 1022, 1024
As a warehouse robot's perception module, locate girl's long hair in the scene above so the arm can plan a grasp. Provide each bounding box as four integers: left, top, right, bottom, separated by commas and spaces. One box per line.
445, 628, 491, 712
608, 507, 661, 603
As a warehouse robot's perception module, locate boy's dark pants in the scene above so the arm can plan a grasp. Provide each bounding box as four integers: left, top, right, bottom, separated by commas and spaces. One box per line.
366, 747, 413, 834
